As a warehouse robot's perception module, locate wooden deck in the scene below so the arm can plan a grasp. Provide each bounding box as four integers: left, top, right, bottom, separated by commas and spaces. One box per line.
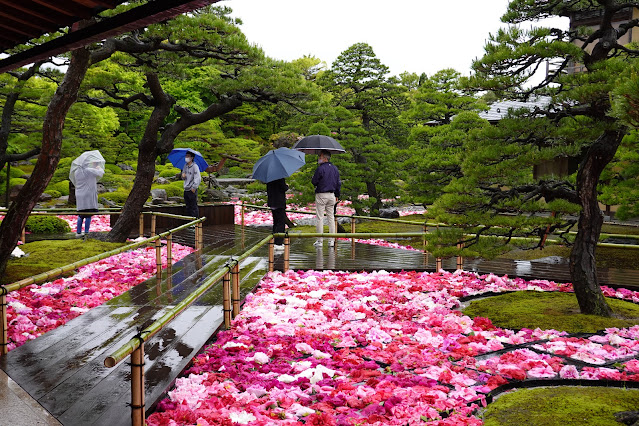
2, 224, 639, 425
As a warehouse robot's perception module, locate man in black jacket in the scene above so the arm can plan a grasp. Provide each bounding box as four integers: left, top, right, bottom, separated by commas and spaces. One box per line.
267, 178, 288, 252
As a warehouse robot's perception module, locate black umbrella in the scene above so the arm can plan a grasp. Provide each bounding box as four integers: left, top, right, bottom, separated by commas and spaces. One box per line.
292, 135, 345, 155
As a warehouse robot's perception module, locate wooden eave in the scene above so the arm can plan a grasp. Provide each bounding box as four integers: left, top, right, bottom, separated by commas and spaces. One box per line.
0, 0, 219, 74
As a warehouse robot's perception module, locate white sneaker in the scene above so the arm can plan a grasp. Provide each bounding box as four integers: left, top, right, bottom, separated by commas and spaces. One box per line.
273, 244, 285, 252
313, 240, 323, 247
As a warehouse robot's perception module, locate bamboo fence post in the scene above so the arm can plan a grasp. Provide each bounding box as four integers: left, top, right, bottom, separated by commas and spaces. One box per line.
167, 233, 173, 265
130, 339, 146, 426
241, 201, 245, 228
223, 271, 232, 329
151, 214, 156, 237
21, 227, 25, 244
456, 242, 464, 270
231, 262, 240, 318
197, 221, 203, 251
268, 238, 274, 272
284, 235, 290, 272
155, 237, 162, 274
139, 214, 144, 238
1, 287, 7, 356
436, 257, 443, 271
423, 224, 427, 251
351, 216, 356, 245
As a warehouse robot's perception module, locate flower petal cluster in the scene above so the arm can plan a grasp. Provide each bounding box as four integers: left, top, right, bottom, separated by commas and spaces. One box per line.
6, 242, 193, 350
148, 269, 639, 425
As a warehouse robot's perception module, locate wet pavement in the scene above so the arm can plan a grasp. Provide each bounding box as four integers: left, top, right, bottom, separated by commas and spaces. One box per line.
2, 224, 639, 425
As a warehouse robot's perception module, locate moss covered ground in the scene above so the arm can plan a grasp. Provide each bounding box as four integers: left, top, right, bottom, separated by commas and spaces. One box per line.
3, 239, 127, 285
463, 291, 639, 333
481, 386, 639, 426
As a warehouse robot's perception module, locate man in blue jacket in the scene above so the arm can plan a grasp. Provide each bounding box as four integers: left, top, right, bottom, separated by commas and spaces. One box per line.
311, 150, 341, 247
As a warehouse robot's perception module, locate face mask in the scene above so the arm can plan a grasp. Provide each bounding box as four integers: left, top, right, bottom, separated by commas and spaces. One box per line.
185, 157, 192, 164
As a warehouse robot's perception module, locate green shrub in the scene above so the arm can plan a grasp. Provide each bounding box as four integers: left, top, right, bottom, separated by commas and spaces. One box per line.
25, 216, 71, 234
52, 157, 73, 183
47, 180, 70, 196
9, 177, 27, 187
151, 184, 183, 198
104, 164, 121, 174
99, 190, 130, 204
101, 174, 133, 189
159, 168, 181, 178
8, 167, 25, 178
246, 181, 266, 193
44, 189, 62, 198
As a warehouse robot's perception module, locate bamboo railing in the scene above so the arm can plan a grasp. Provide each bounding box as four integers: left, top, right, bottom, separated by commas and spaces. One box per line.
1, 212, 205, 358
104, 234, 272, 426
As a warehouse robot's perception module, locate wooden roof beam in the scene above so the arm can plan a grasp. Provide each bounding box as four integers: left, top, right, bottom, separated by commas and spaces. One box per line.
0, 0, 219, 74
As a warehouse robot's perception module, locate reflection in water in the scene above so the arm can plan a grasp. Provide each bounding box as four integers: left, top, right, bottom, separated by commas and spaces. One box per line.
315, 246, 336, 270
515, 260, 532, 276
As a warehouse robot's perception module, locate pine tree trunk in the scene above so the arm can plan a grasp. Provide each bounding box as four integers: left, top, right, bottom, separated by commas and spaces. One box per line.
106, 73, 173, 242
0, 48, 90, 276
569, 129, 623, 316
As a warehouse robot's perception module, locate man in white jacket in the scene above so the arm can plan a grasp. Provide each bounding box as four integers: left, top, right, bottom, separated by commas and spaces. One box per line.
74, 162, 104, 235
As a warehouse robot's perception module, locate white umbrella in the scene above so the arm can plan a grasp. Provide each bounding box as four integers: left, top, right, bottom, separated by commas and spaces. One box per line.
69, 150, 105, 185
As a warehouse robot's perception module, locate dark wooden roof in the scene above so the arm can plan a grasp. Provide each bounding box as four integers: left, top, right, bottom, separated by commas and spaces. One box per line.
0, 0, 219, 73
0, 0, 127, 52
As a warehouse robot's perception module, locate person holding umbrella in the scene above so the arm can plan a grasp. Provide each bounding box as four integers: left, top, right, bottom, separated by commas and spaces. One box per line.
311, 150, 341, 247
252, 147, 306, 252
181, 150, 202, 219
266, 178, 288, 252
70, 150, 105, 236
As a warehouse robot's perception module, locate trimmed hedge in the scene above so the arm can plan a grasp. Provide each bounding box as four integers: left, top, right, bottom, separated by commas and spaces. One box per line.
25, 216, 71, 234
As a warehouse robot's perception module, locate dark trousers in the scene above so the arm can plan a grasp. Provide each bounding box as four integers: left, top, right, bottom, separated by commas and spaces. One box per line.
184, 190, 199, 218
272, 208, 286, 245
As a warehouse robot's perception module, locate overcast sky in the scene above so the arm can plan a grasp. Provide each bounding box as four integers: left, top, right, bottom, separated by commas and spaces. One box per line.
224, 0, 568, 77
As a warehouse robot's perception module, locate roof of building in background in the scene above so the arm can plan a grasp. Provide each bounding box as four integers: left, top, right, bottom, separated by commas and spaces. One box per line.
478, 97, 551, 123
0, 0, 219, 74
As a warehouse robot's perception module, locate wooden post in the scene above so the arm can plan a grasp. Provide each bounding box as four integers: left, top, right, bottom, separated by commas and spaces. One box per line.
436, 257, 443, 271
155, 237, 162, 274
197, 222, 203, 251
423, 224, 428, 251
284, 235, 290, 272
130, 339, 146, 426
223, 271, 232, 329
240, 201, 245, 228
231, 263, 240, 318
351, 216, 356, 244
1, 288, 7, 356
456, 242, 464, 270
139, 214, 144, 238
166, 233, 173, 265
268, 238, 274, 272
150, 214, 156, 237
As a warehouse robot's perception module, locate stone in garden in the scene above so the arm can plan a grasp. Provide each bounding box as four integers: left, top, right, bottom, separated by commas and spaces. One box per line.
97, 183, 108, 193
117, 163, 134, 171
9, 184, 23, 201
156, 177, 170, 185
168, 196, 183, 203
203, 188, 229, 202
151, 188, 167, 201
379, 208, 400, 218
